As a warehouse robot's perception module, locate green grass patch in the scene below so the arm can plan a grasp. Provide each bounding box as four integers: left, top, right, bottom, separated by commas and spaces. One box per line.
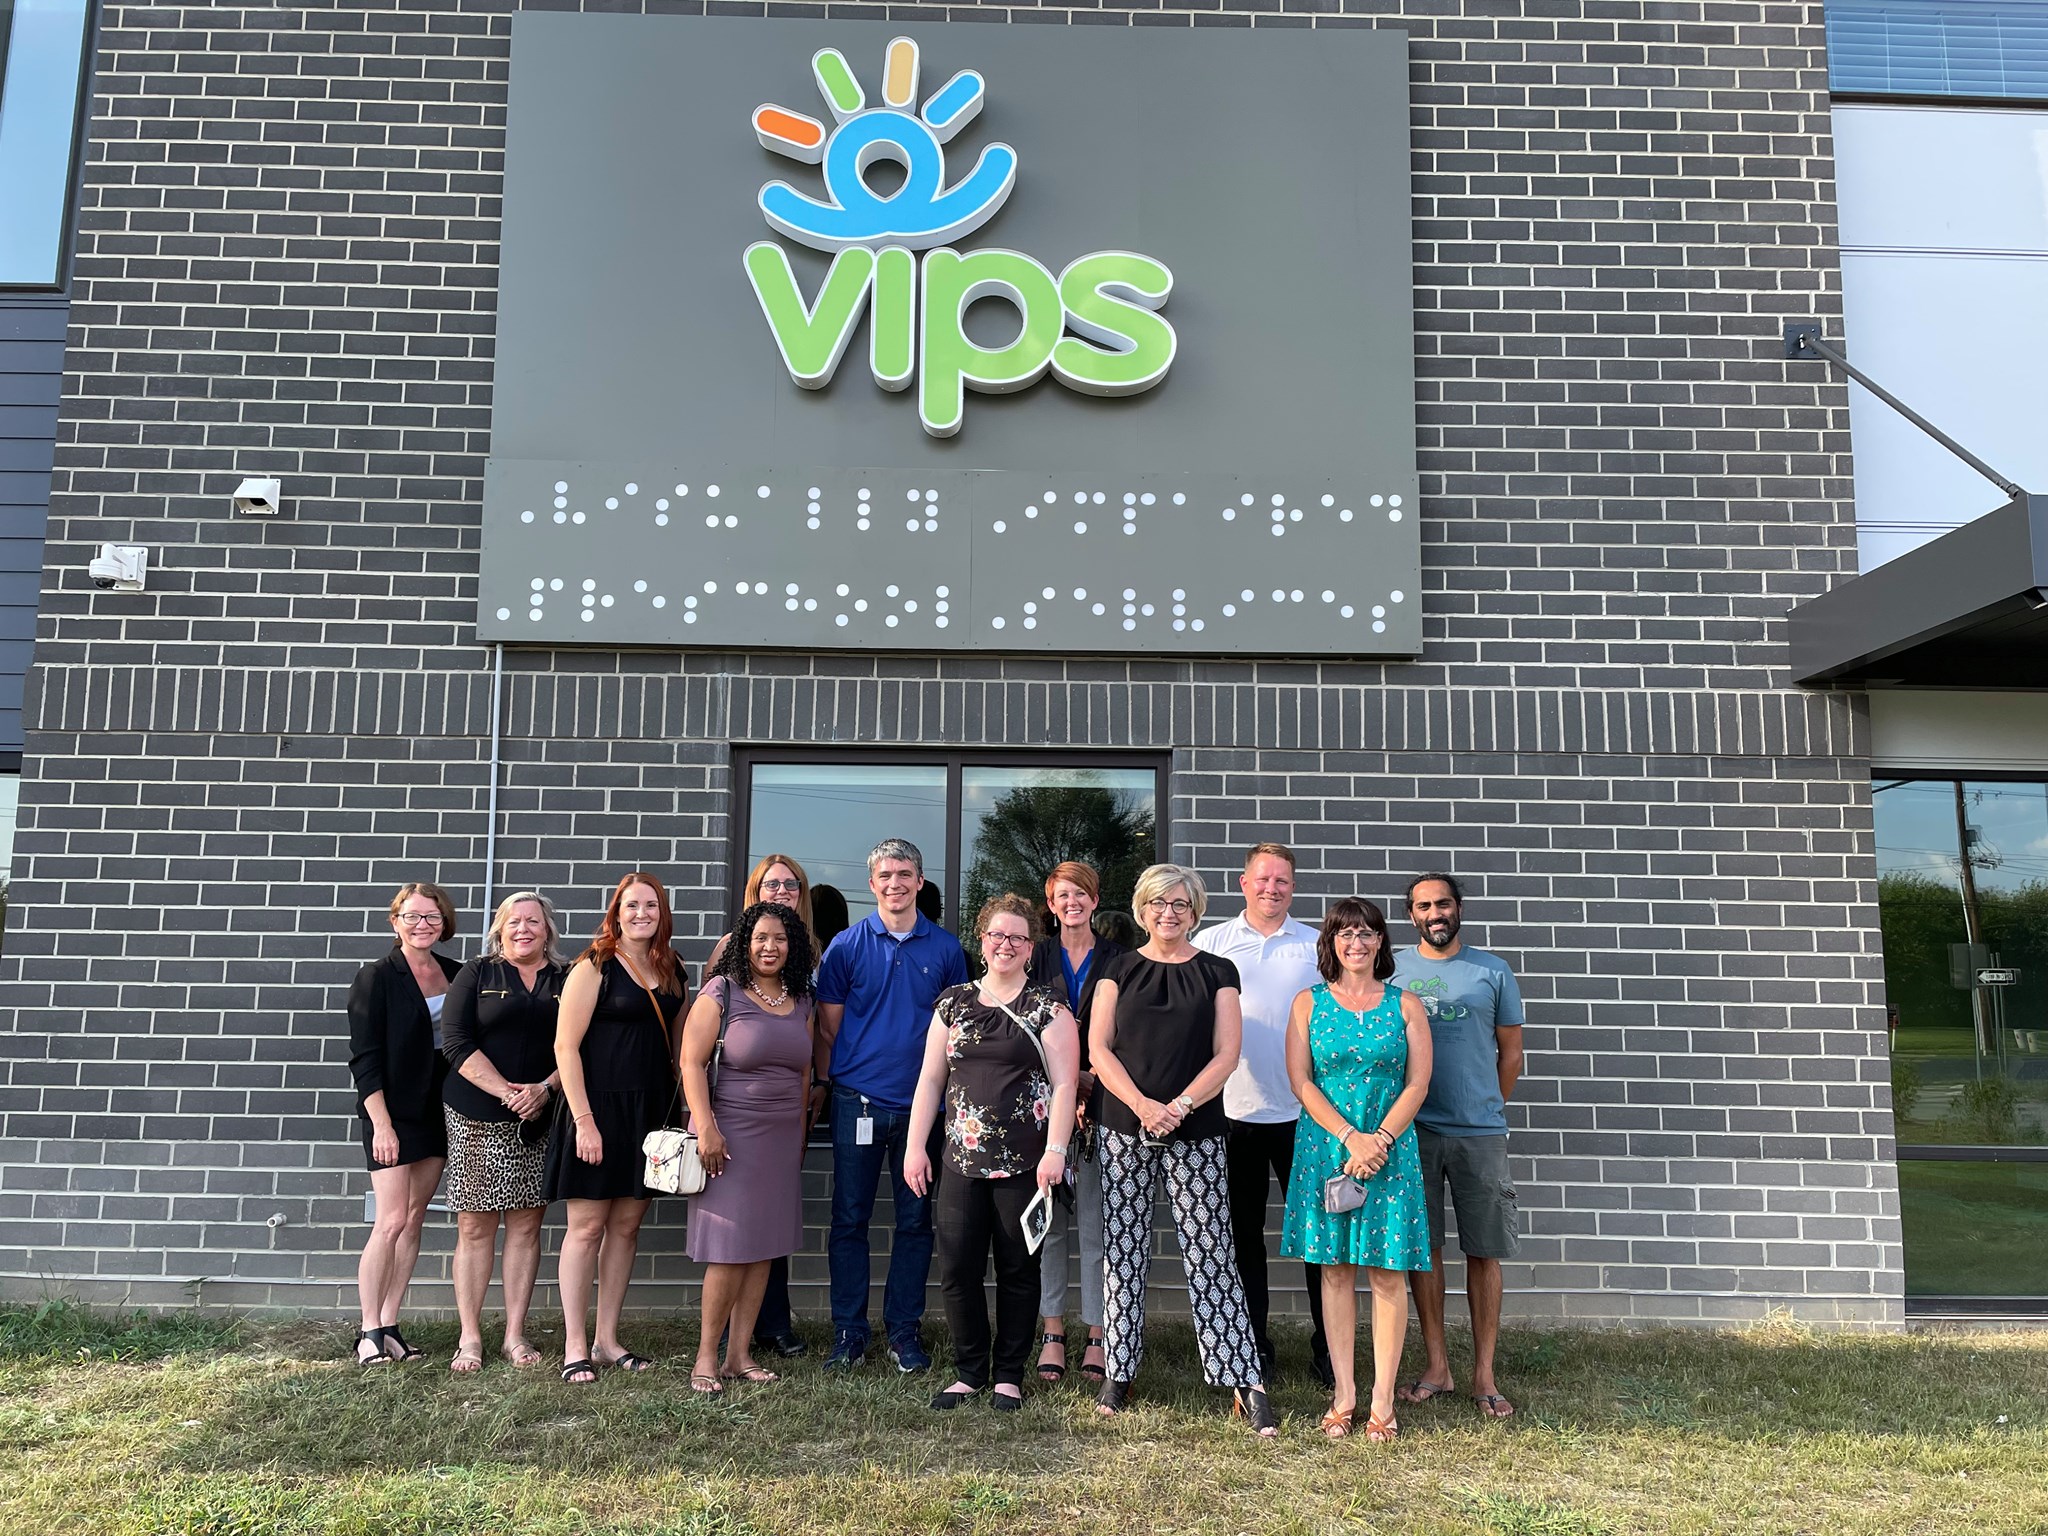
3, 1306, 2047, 1534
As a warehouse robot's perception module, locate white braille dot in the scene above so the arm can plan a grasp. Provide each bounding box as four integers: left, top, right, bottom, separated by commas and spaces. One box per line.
1370, 494, 1384, 507
935, 615, 949, 628
836, 583, 850, 596
706, 515, 720, 528
1092, 492, 1105, 505
1272, 590, 1286, 603
1223, 509, 1236, 521
1041, 587, 1055, 600
990, 616, 1004, 630
858, 519, 871, 530
496, 606, 511, 620
528, 609, 542, 621
676, 484, 689, 496
754, 582, 769, 595
634, 580, 648, 593
1272, 494, 1285, 506
554, 496, 567, 509
1391, 590, 1405, 603
581, 593, 595, 607
1123, 493, 1136, 505
1339, 509, 1353, 522
579, 610, 593, 623
1173, 619, 1185, 631
1123, 604, 1136, 617
704, 581, 717, 592
1172, 492, 1185, 505
1372, 620, 1387, 633
855, 599, 868, 612
926, 489, 938, 503
908, 518, 921, 531
1191, 619, 1205, 632
605, 497, 619, 510
804, 598, 816, 610
808, 501, 821, 515
937, 586, 949, 597
1026, 505, 1039, 518
835, 613, 849, 626
520, 510, 534, 524
601, 594, 614, 607
907, 489, 920, 503
1123, 618, 1136, 631
1341, 605, 1355, 618
1321, 493, 1334, 507
1389, 495, 1403, 507
1025, 602, 1037, 614
1074, 588, 1087, 601
1271, 509, 1285, 524
656, 513, 670, 527
1074, 521, 1087, 534
1270, 525, 1283, 537
858, 488, 870, 501
1240, 494, 1254, 507
708, 484, 721, 497
684, 611, 696, 623
1173, 603, 1185, 616
1073, 492, 1087, 504
1290, 509, 1303, 522
887, 585, 900, 597
1372, 605, 1386, 618
583, 579, 596, 591
1123, 588, 1137, 600
725, 515, 738, 528
1290, 590, 1304, 602
1141, 603, 1155, 616
1172, 589, 1186, 601
992, 520, 1006, 533
530, 578, 544, 590
656, 497, 669, 510
807, 518, 820, 529
1322, 590, 1335, 603
1123, 526, 1135, 536
1122, 507, 1136, 520
1092, 602, 1105, 615
654, 595, 667, 608
684, 595, 696, 607
925, 518, 937, 532
1023, 616, 1036, 629
572, 511, 586, 524
553, 511, 567, 524
757, 485, 771, 499
554, 480, 568, 493
785, 583, 800, 595
1389, 509, 1403, 522
904, 599, 917, 612
550, 578, 564, 591
935, 600, 949, 613
1241, 589, 1254, 602
1222, 603, 1236, 616
786, 598, 799, 610
1142, 493, 1156, 506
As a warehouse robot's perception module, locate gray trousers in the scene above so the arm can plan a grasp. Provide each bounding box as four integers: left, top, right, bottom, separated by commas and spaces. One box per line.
1036, 1148, 1104, 1327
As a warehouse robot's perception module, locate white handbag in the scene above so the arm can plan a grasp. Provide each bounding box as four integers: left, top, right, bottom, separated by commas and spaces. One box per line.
639, 976, 728, 1196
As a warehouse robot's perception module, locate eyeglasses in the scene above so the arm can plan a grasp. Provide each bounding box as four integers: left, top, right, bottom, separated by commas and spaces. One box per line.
1144, 898, 1194, 916
984, 932, 1031, 951
1334, 927, 1381, 945
760, 878, 802, 894
396, 913, 443, 928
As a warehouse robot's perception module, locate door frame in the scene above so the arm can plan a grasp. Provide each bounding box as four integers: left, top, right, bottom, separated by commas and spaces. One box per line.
729, 745, 1172, 933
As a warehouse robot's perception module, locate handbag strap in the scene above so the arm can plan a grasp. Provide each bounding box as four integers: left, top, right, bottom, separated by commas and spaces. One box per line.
660, 974, 730, 1132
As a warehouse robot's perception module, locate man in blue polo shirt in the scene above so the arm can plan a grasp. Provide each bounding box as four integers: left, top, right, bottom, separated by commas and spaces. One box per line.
815, 837, 969, 1372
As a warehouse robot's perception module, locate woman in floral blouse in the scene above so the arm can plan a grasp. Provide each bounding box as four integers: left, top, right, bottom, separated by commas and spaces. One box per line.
906, 894, 1079, 1411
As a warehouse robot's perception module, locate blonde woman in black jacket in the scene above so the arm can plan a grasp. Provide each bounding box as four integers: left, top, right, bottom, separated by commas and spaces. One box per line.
346, 881, 462, 1366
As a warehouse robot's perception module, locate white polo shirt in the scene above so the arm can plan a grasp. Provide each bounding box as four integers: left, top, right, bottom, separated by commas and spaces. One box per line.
1191, 912, 1322, 1123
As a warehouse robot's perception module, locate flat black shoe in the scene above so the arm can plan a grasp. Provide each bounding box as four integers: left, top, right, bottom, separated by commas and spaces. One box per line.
756, 1331, 808, 1359
1096, 1378, 1133, 1415
991, 1390, 1024, 1412
1233, 1386, 1279, 1437
929, 1387, 977, 1410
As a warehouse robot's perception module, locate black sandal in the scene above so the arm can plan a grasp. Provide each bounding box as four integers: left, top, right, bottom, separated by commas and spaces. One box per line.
1036, 1330, 1067, 1383
561, 1358, 598, 1384
598, 1350, 654, 1373
353, 1327, 394, 1368
381, 1326, 426, 1363
929, 1386, 978, 1410
1096, 1378, 1133, 1416
1232, 1386, 1279, 1438
1079, 1334, 1107, 1382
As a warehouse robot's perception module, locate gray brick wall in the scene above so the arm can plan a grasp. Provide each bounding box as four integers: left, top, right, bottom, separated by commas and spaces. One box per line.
0, 0, 1900, 1327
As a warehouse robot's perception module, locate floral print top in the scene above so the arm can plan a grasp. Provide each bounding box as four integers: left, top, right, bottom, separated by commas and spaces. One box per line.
933, 981, 1059, 1179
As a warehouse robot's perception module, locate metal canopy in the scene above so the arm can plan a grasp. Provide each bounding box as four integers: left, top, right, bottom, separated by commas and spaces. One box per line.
1788, 492, 2048, 686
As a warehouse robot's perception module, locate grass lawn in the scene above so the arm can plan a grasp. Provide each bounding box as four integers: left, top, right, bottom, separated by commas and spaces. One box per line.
3, 1302, 2046, 1535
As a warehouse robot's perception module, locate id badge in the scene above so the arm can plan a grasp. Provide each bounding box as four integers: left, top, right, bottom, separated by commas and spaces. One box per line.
856, 1116, 875, 1146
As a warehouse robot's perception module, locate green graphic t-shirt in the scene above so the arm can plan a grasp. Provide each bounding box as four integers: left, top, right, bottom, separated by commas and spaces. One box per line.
1390, 946, 1525, 1137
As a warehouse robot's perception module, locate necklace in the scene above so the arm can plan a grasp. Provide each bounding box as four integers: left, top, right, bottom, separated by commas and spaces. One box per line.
748, 977, 790, 1008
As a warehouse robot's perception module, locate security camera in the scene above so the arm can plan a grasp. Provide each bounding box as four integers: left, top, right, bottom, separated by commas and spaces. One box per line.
87, 544, 148, 591
232, 476, 282, 516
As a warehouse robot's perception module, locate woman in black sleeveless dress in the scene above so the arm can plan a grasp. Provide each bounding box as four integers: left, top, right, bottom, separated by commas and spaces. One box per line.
547, 872, 689, 1383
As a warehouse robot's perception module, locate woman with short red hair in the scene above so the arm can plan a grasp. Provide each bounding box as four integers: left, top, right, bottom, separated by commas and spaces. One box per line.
545, 872, 690, 1383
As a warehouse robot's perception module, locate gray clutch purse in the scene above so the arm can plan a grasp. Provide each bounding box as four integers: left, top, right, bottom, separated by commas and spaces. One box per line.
1323, 1173, 1368, 1214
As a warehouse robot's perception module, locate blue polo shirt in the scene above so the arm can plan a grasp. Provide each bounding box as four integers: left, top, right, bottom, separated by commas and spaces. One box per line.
816, 911, 969, 1111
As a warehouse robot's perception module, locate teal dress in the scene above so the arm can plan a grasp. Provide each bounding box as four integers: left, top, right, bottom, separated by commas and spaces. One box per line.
1281, 983, 1432, 1271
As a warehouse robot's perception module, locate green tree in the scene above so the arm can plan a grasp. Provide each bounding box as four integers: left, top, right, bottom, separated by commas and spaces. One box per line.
961, 783, 1155, 934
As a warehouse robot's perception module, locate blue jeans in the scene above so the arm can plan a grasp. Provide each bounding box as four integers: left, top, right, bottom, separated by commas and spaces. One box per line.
828, 1084, 934, 1345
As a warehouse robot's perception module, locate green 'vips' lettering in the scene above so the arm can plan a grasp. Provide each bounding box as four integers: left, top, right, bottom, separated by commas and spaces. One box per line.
744, 242, 874, 388
1052, 251, 1176, 396
870, 246, 917, 392
919, 248, 1064, 438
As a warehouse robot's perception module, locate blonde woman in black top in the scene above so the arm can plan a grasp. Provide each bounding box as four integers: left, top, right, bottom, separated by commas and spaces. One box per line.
439, 891, 568, 1372
1089, 863, 1275, 1434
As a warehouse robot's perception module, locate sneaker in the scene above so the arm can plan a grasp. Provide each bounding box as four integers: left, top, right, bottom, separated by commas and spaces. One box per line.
824, 1332, 866, 1372
888, 1330, 932, 1374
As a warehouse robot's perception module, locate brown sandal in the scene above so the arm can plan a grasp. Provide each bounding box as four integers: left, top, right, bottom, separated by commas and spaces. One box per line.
1320, 1404, 1354, 1439
1364, 1407, 1399, 1443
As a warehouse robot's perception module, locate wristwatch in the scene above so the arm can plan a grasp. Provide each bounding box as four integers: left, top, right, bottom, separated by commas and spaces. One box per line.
1172, 1094, 1194, 1115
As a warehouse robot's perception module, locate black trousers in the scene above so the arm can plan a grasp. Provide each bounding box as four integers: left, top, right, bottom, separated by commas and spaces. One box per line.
1225, 1117, 1328, 1362
752, 1255, 795, 1341
934, 1171, 1038, 1390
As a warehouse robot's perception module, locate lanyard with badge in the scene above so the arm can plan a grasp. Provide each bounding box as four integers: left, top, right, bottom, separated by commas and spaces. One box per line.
855, 1095, 874, 1145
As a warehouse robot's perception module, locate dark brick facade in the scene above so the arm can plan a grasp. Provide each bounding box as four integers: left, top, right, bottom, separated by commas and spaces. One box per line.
0, 0, 1898, 1324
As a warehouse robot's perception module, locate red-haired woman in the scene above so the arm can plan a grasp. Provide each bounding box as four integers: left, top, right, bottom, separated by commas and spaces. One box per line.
545, 872, 690, 1383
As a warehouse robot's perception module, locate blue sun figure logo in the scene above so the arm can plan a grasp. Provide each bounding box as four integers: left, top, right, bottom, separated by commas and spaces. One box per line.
751, 38, 1018, 253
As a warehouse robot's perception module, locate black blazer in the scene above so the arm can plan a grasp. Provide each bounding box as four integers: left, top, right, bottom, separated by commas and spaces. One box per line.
1026, 934, 1129, 1071
348, 946, 462, 1123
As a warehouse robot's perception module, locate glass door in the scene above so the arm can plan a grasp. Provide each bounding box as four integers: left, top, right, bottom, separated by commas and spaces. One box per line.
1873, 777, 2048, 1304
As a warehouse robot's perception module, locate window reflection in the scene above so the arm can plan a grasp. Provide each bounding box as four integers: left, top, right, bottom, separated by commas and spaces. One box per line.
0, 0, 94, 288
0, 770, 16, 951
746, 763, 948, 930
959, 766, 1156, 931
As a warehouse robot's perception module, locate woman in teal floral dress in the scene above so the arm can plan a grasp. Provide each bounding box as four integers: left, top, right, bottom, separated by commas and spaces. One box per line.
1281, 897, 1433, 1442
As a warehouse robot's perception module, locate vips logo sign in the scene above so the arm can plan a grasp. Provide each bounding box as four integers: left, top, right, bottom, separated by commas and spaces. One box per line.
743, 39, 1175, 437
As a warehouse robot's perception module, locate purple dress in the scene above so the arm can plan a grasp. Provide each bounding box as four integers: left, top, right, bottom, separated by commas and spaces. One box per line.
686, 976, 813, 1264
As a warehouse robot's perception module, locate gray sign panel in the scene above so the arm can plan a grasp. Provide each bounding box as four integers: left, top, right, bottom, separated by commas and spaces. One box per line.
484, 15, 1420, 654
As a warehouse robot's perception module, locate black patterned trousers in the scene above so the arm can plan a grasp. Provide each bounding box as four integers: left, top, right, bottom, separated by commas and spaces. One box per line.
1099, 1128, 1263, 1388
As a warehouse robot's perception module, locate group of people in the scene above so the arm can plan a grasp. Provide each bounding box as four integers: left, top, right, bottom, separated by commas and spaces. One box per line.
345, 839, 1526, 1440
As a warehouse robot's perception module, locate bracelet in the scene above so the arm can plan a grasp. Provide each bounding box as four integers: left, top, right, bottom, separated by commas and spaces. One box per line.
574, 1112, 595, 1124
1341, 1127, 1364, 1147
1373, 1126, 1395, 1145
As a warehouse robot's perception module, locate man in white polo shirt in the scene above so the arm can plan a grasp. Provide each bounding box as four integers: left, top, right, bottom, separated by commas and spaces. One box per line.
1191, 842, 1331, 1387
